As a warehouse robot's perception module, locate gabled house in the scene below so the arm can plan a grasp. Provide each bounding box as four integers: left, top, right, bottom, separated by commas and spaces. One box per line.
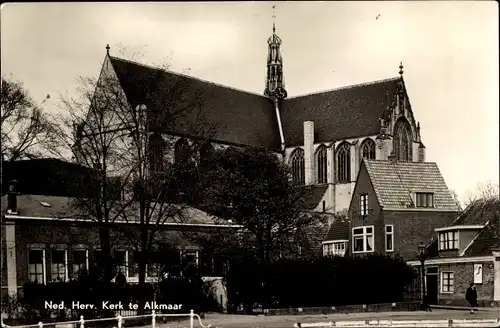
406, 197, 500, 306
347, 159, 460, 260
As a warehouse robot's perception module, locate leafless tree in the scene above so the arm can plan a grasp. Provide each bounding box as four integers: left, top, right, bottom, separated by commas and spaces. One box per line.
54, 47, 222, 304
464, 180, 500, 207
449, 189, 463, 211
1, 76, 59, 162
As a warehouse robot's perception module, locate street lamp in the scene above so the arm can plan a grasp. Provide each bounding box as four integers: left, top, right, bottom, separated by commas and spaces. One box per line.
418, 242, 427, 311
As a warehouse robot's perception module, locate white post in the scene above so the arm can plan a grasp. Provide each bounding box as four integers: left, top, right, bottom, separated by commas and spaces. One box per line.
190, 309, 194, 328
80, 316, 85, 328
117, 315, 122, 328
151, 310, 156, 328
38, 322, 43, 328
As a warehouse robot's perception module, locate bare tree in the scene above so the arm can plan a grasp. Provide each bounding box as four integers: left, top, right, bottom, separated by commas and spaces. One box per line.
54, 47, 222, 307
449, 189, 463, 211
465, 181, 500, 207
1, 76, 59, 161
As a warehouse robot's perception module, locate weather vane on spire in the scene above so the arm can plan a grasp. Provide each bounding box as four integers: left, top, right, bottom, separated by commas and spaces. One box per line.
272, 5, 276, 33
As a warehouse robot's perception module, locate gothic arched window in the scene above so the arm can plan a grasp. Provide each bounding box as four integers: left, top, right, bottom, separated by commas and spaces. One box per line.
174, 138, 190, 164
360, 138, 376, 160
393, 118, 413, 161
315, 145, 328, 184
290, 148, 305, 185
148, 134, 165, 172
336, 142, 351, 183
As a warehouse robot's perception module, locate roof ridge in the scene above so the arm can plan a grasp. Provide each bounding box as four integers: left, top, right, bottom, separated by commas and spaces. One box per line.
109, 56, 270, 99
286, 77, 400, 100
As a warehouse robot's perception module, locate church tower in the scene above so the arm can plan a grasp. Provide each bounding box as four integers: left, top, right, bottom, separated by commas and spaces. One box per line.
264, 7, 287, 101
265, 6, 287, 151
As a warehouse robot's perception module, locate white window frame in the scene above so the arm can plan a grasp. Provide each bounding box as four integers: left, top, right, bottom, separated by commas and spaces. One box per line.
441, 271, 455, 293
323, 240, 348, 257
360, 194, 369, 216
184, 249, 200, 267
385, 225, 394, 252
50, 248, 68, 282
71, 249, 89, 279
352, 226, 375, 254
27, 246, 46, 284
438, 231, 459, 251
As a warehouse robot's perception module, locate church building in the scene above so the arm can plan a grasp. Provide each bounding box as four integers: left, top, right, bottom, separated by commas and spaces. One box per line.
89, 21, 426, 217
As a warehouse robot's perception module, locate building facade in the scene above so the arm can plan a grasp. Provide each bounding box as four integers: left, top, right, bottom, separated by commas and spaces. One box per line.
80, 23, 427, 217
342, 159, 460, 260
407, 198, 500, 306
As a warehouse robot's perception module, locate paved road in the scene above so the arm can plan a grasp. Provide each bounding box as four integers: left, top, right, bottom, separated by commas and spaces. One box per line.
150, 309, 500, 328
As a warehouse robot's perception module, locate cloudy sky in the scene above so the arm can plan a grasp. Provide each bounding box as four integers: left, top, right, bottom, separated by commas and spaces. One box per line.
1, 2, 498, 203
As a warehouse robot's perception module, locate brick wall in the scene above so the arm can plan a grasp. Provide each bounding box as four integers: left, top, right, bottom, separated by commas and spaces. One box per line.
436, 262, 495, 306
383, 211, 457, 260
12, 220, 233, 288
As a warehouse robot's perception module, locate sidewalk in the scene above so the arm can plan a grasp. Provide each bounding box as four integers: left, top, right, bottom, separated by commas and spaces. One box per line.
147, 309, 500, 328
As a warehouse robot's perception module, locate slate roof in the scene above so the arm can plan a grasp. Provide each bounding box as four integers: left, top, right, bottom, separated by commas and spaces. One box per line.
280, 78, 401, 146
108, 56, 281, 150
1, 194, 236, 227
324, 219, 350, 242
363, 159, 459, 211
108, 55, 404, 149
425, 198, 500, 258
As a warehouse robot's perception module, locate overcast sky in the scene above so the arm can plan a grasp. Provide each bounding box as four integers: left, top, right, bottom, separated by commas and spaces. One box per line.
1, 2, 498, 204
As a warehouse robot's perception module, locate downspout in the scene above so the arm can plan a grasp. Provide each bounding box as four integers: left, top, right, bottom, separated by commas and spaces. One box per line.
274, 97, 286, 152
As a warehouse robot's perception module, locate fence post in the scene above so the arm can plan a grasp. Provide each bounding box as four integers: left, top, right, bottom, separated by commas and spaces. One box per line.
190, 309, 194, 328
80, 316, 85, 328
151, 310, 156, 328
117, 315, 122, 328
38, 322, 43, 328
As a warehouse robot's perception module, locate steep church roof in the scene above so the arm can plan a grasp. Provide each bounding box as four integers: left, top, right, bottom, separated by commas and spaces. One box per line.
363, 159, 459, 211
280, 78, 401, 146
108, 56, 282, 150
107, 55, 404, 150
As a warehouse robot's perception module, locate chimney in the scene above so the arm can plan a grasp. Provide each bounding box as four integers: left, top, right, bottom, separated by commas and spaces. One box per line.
304, 121, 314, 185
7, 180, 18, 214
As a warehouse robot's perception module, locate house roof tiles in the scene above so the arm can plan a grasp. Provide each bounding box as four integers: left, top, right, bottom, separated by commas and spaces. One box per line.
363, 159, 459, 211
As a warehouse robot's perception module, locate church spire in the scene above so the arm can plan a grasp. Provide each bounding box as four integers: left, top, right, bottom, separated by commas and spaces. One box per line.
264, 5, 287, 101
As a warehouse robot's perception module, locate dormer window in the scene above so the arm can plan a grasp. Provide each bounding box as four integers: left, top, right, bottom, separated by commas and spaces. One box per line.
416, 192, 434, 208
439, 231, 458, 250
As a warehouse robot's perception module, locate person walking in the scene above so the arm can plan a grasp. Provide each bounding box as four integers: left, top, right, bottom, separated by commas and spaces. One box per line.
465, 282, 478, 314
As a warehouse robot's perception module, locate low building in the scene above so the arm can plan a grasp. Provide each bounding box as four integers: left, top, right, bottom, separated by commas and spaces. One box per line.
1, 181, 242, 300
347, 159, 460, 260
322, 219, 350, 257
407, 197, 500, 307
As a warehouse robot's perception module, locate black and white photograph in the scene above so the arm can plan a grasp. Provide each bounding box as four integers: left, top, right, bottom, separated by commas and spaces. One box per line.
1, 2, 499, 328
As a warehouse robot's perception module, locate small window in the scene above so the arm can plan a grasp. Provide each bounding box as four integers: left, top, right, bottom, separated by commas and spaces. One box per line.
322, 201, 326, 212
438, 231, 458, 250
385, 225, 394, 252
185, 250, 199, 267
51, 250, 66, 282
72, 250, 87, 279
416, 192, 434, 208
441, 272, 454, 293
28, 249, 45, 284
360, 194, 369, 216
323, 242, 346, 257
352, 226, 374, 253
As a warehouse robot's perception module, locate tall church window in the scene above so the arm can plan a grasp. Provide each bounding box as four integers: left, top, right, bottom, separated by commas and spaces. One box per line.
290, 148, 305, 185
315, 145, 328, 184
360, 138, 376, 160
336, 142, 351, 183
149, 134, 165, 172
393, 118, 413, 161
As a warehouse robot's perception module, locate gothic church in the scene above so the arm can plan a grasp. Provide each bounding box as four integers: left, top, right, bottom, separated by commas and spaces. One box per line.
95, 22, 426, 216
